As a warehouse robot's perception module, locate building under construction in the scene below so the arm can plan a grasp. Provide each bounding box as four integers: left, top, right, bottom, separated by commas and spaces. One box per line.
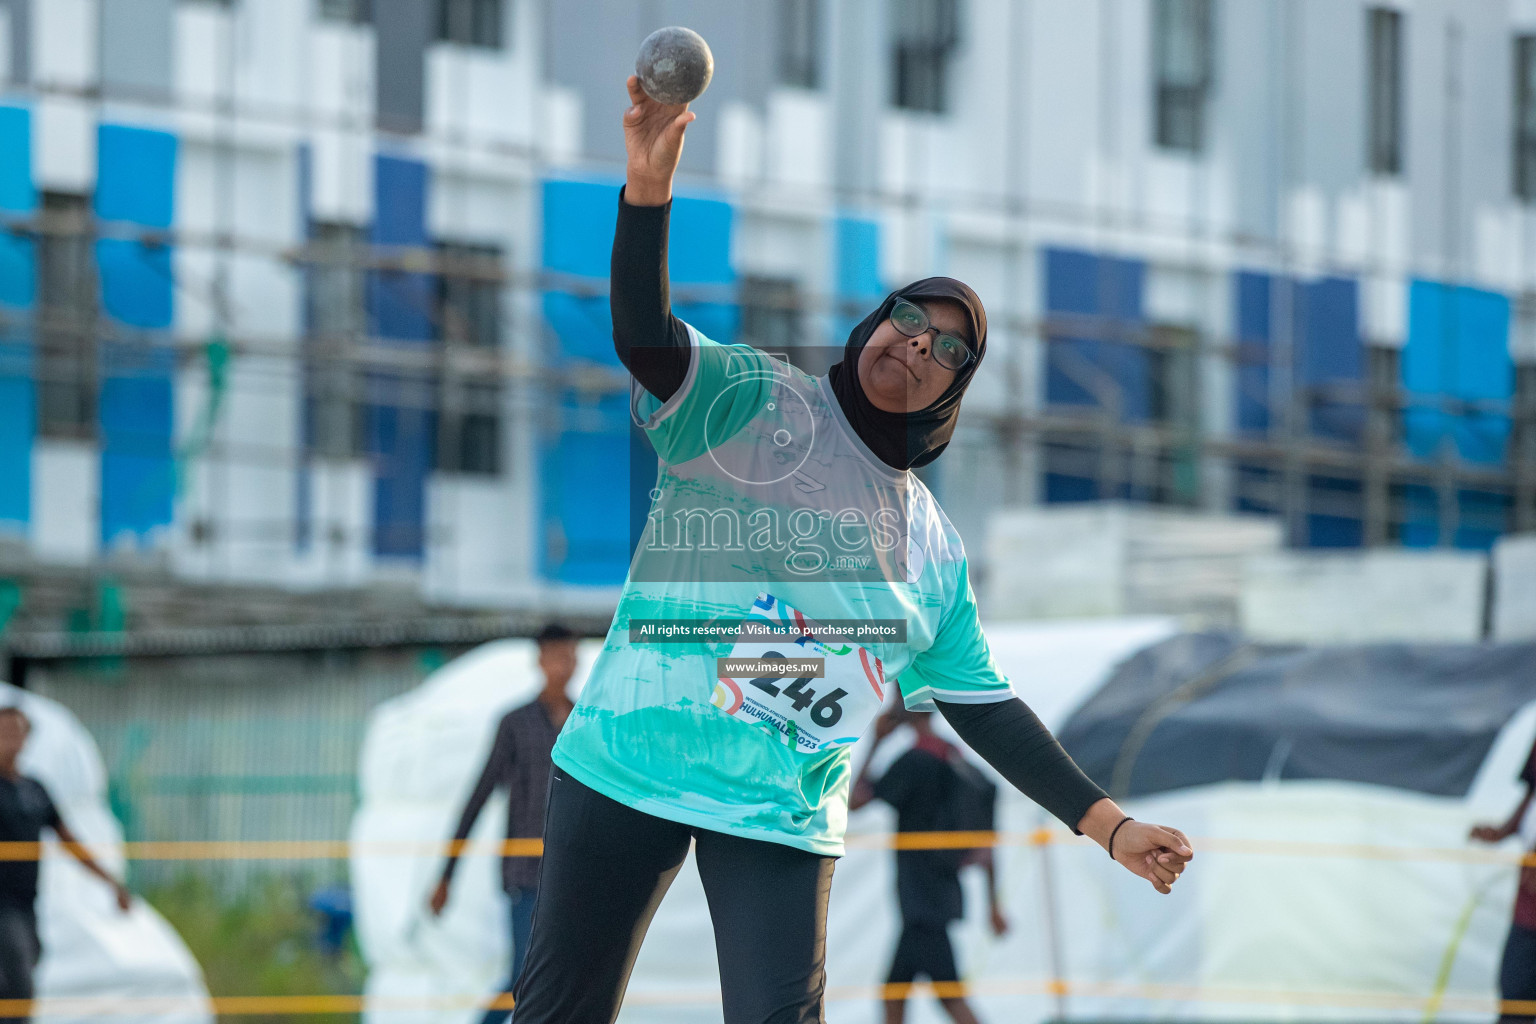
0, 0, 1532, 854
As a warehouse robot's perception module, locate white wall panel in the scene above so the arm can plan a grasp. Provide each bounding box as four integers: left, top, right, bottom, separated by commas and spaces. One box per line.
1363, 273, 1408, 348
305, 23, 375, 125
424, 476, 528, 605
765, 90, 830, 193
309, 128, 373, 226
170, 245, 218, 342
32, 96, 94, 193
428, 170, 518, 247
1026, 0, 1101, 215
426, 44, 531, 150
290, 461, 372, 588
734, 209, 823, 283
233, 0, 306, 111
31, 441, 97, 565
716, 101, 764, 190
1285, 185, 1328, 276
1475, 204, 1521, 292
31, 0, 95, 90
230, 146, 300, 243
538, 84, 582, 168
210, 359, 299, 584
226, 251, 301, 348
0, 9, 13, 86
173, 2, 230, 108
948, 0, 1014, 202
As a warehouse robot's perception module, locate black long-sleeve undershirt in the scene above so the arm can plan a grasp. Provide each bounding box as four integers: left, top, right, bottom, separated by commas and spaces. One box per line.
611, 190, 691, 402
935, 698, 1108, 834
611, 189, 1109, 833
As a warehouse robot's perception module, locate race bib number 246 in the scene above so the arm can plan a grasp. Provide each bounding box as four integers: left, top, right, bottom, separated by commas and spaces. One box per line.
710, 593, 887, 754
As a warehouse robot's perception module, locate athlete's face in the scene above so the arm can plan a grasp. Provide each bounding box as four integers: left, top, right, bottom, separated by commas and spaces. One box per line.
857, 298, 968, 414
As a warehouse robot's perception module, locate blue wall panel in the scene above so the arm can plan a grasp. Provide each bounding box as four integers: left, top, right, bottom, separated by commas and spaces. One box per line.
1231, 271, 1364, 445
542, 179, 620, 366
1234, 271, 1271, 435
537, 392, 638, 584
835, 215, 882, 301
0, 105, 33, 535
833, 214, 883, 345
96, 125, 175, 227
97, 239, 173, 329
1231, 271, 1366, 547
367, 153, 434, 559
96, 123, 176, 549
540, 179, 738, 364
1043, 247, 1148, 502
1403, 281, 1512, 467
537, 178, 737, 583
1043, 248, 1148, 419
368, 155, 433, 342
669, 194, 737, 344
0, 107, 34, 215
1306, 474, 1363, 548
1398, 484, 1510, 551
1298, 277, 1364, 446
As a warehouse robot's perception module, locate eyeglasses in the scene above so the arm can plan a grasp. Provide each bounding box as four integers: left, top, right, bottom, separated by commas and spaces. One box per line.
888, 299, 974, 372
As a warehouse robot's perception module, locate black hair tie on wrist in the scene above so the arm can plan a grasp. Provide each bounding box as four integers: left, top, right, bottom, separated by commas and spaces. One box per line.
1107, 816, 1133, 860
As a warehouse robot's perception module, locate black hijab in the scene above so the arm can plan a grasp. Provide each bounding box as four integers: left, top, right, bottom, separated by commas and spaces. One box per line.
826, 276, 988, 470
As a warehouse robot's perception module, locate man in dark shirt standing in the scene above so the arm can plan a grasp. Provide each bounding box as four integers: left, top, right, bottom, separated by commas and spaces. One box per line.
428, 624, 577, 1024
852, 704, 1008, 1024
1472, 734, 1536, 1024
0, 705, 131, 1024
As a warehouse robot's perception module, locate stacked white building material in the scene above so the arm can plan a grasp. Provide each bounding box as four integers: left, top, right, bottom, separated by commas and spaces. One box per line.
1239, 549, 1489, 644
1493, 534, 1536, 641
982, 504, 1284, 627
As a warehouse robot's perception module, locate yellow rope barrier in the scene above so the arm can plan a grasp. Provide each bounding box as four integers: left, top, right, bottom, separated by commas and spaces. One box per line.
2, 982, 1533, 1017
1, 832, 1529, 866
0, 829, 1522, 1015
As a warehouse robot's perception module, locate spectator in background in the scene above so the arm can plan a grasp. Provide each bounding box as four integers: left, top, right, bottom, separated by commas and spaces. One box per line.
0, 705, 131, 1024
429, 624, 578, 1024
1471, 734, 1536, 1024
851, 704, 1009, 1024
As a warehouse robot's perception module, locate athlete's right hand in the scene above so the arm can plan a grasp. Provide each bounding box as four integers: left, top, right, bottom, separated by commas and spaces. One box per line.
623, 75, 695, 206
428, 878, 451, 916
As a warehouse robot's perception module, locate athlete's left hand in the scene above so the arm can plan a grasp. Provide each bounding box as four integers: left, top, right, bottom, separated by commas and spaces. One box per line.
1113, 822, 1193, 895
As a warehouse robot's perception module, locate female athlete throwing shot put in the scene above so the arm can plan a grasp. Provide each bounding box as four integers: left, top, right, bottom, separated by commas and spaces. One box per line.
507, 75, 1194, 1024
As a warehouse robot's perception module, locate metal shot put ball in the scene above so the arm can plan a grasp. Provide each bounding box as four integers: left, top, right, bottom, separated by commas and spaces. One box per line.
635, 26, 714, 105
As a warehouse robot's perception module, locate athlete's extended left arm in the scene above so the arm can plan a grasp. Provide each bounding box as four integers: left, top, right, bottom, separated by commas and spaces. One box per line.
52, 818, 132, 912
935, 698, 1194, 895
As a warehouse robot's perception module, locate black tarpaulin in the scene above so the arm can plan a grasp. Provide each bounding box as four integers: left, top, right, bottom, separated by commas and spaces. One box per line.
1056, 634, 1536, 800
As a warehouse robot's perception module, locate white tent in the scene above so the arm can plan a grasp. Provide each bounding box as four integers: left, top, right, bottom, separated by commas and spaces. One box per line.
350, 620, 1531, 1023
0, 682, 212, 1023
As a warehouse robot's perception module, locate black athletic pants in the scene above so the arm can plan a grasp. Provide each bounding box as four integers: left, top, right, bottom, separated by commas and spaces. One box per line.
509, 767, 835, 1024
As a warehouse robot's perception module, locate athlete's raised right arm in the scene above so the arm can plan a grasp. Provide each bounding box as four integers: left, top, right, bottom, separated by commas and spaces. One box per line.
612, 75, 695, 402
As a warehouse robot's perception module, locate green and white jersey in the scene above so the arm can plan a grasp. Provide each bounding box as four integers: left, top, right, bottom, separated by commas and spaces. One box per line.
551, 325, 1013, 856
